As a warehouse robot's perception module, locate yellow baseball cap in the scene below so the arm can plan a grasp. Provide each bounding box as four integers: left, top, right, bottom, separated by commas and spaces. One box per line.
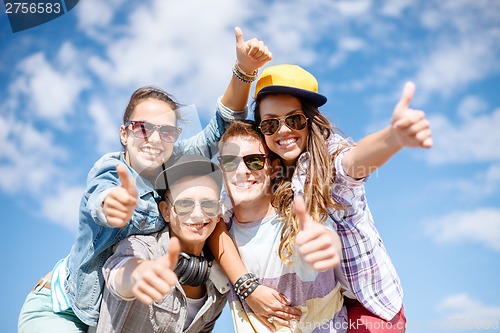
255, 64, 327, 107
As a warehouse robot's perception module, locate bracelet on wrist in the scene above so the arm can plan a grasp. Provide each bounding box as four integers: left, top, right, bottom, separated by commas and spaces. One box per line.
232, 62, 258, 83
239, 281, 260, 300
234, 272, 260, 299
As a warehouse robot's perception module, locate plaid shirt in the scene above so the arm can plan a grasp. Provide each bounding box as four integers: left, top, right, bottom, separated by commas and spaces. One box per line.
292, 134, 404, 321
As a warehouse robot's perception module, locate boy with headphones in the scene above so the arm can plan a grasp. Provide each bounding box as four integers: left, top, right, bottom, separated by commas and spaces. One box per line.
94, 154, 229, 333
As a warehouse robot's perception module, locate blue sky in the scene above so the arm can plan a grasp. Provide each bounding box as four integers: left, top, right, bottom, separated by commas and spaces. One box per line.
1, 0, 499, 332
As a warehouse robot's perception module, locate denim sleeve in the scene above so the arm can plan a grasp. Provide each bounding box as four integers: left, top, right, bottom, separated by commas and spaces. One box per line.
86, 155, 122, 226
85, 153, 160, 231
173, 96, 248, 158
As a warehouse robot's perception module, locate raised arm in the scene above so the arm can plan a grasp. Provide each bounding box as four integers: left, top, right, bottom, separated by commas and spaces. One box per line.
110, 237, 180, 305
221, 26, 272, 111
174, 27, 272, 157
342, 81, 433, 179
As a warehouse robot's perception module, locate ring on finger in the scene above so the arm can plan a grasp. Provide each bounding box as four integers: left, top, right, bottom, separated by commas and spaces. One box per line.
267, 316, 275, 323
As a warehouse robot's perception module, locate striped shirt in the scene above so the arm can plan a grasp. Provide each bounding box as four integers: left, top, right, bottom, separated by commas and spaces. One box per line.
227, 212, 347, 333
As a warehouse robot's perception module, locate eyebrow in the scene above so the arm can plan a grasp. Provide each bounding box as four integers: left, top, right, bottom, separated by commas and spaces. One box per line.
261, 108, 303, 118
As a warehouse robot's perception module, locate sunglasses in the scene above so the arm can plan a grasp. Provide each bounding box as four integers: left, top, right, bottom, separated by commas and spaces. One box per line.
218, 154, 268, 172
171, 198, 220, 217
125, 121, 182, 143
258, 113, 308, 136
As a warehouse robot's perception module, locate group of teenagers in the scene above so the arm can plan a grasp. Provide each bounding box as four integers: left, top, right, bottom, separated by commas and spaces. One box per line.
18, 27, 432, 333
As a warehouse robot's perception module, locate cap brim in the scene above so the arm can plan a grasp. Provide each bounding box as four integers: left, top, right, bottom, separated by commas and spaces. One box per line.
155, 155, 221, 191
257, 85, 327, 107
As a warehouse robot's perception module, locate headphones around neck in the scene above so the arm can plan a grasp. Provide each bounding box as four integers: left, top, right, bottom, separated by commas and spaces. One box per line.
173, 251, 213, 287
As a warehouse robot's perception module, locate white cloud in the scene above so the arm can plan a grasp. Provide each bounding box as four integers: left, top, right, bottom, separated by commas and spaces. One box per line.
333, 0, 372, 17
427, 208, 500, 251
380, 0, 413, 17
415, 1, 500, 98
10, 43, 90, 126
88, 98, 122, 155
39, 184, 84, 233
75, 0, 125, 33
457, 95, 488, 119
329, 37, 366, 68
415, 38, 499, 98
436, 293, 500, 331
430, 162, 500, 202
426, 108, 500, 164
86, 0, 253, 114
0, 115, 68, 195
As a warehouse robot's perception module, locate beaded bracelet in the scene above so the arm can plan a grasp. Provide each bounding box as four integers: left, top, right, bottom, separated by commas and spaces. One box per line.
232, 62, 258, 83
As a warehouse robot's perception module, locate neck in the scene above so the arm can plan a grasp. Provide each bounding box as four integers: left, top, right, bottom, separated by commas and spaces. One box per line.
124, 151, 161, 185
181, 243, 204, 256
233, 199, 275, 223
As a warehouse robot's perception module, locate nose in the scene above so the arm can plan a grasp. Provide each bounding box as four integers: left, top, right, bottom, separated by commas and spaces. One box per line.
276, 119, 291, 134
146, 128, 162, 143
189, 202, 206, 220
235, 158, 251, 174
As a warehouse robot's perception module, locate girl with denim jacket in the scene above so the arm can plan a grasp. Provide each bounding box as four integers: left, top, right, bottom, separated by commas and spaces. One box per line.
18, 27, 272, 333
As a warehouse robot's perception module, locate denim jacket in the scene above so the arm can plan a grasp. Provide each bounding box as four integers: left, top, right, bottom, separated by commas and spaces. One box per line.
58, 99, 246, 326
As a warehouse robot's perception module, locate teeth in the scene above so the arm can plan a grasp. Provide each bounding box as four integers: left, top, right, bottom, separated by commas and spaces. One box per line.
278, 138, 297, 146
141, 147, 162, 155
236, 181, 253, 188
184, 222, 208, 228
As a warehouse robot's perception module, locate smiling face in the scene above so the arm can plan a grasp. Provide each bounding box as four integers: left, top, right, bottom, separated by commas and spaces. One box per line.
258, 94, 309, 166
220, 136, 273, 216
120, 99, 177, 180
160, 175, 220, 255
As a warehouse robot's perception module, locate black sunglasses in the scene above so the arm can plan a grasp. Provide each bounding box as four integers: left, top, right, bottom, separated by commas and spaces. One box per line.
258, 113, 308, 136
170, 198, 220, 217
125, 121, 182, 143
218, 154, 268, 172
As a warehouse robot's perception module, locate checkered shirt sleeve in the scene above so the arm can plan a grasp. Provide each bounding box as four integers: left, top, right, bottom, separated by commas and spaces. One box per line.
293, 135, 404, 321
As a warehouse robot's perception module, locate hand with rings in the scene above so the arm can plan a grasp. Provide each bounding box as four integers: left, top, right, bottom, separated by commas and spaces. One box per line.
244, 285, 301, 330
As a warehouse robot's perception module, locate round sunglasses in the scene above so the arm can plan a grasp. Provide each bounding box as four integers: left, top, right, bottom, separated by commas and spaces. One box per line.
171, 198, 220, 217
258, 113, 308, 136
125, 121, 182, 143
217, 154, 268, 172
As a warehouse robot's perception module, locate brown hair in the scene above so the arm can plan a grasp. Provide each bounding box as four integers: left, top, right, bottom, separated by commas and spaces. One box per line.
254, 94, 351, 264
218, 120, 271, 153
120, 86, 182, 150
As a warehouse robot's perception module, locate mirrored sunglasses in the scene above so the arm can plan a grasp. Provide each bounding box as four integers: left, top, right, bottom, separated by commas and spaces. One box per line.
125, 121, 182, 143
218, 154, 268, 172
258, 113, 308, 136
172, 199, 220, 217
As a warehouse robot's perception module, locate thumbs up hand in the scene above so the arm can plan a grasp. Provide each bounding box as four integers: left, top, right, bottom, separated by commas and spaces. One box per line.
294, 195, 341, 272
103, 164, 139, 227
131, 237, 181, 305
234, 26, 272, 75
391, 81, 433, 149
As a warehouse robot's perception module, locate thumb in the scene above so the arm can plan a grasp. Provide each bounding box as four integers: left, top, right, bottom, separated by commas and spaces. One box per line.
168, 237, 181, 269
234, 26, 245, 47
293, 195, 310, 230
395, 81, 415, 115
117, 164, 137, 197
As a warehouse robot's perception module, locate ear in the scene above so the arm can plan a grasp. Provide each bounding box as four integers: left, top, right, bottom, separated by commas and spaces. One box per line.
119, 125, 128, 146
159, 200, 170, 222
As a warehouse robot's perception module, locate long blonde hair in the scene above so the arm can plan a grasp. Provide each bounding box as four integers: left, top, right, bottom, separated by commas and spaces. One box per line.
254, 96, 351, 264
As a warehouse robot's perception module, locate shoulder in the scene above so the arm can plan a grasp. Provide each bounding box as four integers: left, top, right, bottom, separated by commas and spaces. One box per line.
87, 152, 123, 179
